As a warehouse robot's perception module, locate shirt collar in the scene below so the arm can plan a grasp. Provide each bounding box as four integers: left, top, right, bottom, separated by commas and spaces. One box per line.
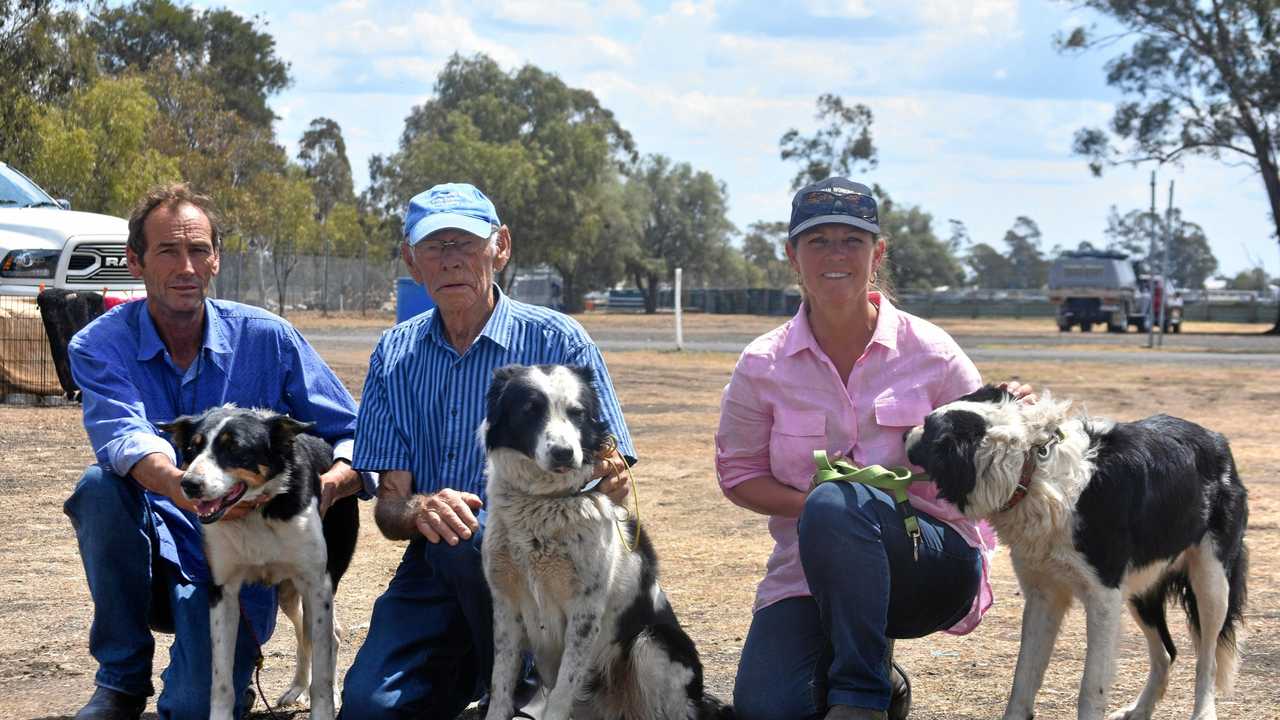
426, 284, 514, 351
782, 291, 900, 358
136, 298, 232, 372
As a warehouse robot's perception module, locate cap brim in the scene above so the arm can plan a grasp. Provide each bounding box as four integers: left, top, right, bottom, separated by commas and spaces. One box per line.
790, 215, 879, 238
406, 213, 494, 245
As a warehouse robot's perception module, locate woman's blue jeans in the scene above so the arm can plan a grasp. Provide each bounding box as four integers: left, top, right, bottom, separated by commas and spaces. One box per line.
734, 481, 982, 720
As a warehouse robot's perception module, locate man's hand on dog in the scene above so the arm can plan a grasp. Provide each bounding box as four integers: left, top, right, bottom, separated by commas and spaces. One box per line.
415, 488, 483, 545
318, 459, 362, 516
593, 447, 631, 505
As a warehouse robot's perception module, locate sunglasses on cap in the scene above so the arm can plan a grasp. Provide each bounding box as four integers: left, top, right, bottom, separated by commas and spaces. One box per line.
794, 189, 878, 223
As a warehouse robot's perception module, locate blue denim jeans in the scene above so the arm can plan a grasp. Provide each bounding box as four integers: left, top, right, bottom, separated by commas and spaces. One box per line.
339, 515, 494, 720
734, 481, 982, 720
63, 466, 273, 719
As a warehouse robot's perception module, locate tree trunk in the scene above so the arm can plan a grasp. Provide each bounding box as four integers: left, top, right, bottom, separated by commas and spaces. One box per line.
560, 269, 585, 314
644, 272, 659, 314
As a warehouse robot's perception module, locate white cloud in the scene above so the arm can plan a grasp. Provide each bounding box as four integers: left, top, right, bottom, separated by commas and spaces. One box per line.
802, 0, 874, 19
916, 0, 1020, 37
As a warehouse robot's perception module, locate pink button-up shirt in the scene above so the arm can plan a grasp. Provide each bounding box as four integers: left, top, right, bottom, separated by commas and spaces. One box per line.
715, 294, 996, 634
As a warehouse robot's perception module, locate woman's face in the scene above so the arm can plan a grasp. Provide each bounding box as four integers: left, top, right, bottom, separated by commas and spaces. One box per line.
786, 223, 885, 305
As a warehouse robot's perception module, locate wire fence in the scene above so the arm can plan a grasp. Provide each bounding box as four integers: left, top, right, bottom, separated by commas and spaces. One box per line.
213, 251, 403, 314
0, 295, 67, 404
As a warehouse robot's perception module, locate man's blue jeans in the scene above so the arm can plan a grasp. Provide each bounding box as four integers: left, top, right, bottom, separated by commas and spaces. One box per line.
339, 517, 494, 720
64, 465, 271, 718
733, 481, 982, 720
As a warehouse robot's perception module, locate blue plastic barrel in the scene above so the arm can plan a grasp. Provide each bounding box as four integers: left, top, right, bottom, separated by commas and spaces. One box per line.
396, 277, 435, 323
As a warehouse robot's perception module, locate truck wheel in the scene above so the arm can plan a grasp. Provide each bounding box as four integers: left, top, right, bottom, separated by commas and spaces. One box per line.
1058, 322, 1071, 332
1173, 322, 1182, 334
1107, 323, 1124, 333
1081, 322, 1093, 332
1136, 317, 1151, 333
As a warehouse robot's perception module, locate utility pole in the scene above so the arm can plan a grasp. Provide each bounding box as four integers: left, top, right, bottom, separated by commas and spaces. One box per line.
1159, 180, 1174, 347
1147, 171, 1157, 348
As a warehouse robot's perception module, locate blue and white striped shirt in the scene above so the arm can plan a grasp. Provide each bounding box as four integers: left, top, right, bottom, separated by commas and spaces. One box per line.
353, 286, 635, 498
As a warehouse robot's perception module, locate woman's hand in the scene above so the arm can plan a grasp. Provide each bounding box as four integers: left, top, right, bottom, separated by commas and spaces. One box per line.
1000, 380, 1037, 405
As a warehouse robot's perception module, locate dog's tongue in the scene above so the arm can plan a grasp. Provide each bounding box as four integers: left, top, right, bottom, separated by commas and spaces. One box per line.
194, 481, 247, 521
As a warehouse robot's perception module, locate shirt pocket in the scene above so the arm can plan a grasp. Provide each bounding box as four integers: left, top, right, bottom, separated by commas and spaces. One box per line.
769, 410, 828, 490
865, 389, 935, 467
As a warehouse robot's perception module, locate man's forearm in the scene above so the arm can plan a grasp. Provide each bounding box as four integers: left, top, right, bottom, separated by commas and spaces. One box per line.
374, 491, 426, 541
128, 452, 195, 512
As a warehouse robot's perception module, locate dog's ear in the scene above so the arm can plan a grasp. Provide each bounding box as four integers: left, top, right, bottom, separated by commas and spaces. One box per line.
936, 432, 979, 513
957, 384, 1016, 405
267, 415, 314, 449
487, 365, 521, 420
569, 365, 595, 388
156, 416, 195, 449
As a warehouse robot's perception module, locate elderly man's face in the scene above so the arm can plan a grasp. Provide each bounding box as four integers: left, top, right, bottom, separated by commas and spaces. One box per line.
403, 226, 511, 315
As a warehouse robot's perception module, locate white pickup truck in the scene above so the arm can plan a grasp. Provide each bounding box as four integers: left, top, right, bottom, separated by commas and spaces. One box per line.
0, 162, 144, 297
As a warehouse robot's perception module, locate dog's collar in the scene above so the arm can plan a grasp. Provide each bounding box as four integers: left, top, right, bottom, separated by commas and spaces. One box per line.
1000, 427, 1066, 512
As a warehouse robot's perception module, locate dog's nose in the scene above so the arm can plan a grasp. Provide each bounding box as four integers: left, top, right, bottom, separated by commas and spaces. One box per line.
549, 446, 575, 467
180, 478, 203, 499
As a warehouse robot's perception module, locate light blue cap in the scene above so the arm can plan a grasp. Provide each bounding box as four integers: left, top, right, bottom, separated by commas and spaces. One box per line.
404, 183, 499, 245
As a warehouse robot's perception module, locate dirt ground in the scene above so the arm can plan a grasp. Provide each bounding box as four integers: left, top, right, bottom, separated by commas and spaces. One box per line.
1, 312, 1277, 719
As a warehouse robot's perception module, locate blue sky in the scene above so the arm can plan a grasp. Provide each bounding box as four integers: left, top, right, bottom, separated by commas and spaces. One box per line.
220, 0, 1276, 278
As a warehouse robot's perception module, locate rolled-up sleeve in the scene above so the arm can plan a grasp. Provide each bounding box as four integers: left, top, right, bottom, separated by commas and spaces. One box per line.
714, 358, 773, 491
69, 335, 175, 477
570, 341, 636, 464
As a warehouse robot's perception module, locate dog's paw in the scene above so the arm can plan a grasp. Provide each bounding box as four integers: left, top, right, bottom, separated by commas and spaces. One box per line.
276, 684, 309, 707
1107, 707, 1151, 720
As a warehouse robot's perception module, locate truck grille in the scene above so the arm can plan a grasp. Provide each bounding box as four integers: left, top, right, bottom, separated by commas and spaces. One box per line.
65, 242, 133, 284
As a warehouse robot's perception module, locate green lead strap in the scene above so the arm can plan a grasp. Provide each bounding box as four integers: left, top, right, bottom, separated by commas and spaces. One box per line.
812, 450, 926, 561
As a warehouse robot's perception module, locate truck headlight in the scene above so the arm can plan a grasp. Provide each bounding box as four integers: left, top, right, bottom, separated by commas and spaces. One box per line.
0, 249, 61, 279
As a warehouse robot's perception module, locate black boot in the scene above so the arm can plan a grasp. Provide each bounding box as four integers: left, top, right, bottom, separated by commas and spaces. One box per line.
74, 686, 146, 720
888, 660, 911, 720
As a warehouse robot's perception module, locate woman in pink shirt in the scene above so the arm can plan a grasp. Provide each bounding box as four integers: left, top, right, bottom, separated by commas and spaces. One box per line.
716, 178, 1028, 720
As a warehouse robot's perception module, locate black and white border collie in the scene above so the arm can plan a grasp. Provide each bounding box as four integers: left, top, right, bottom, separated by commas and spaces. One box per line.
904, 385, 1248, 720
159, 405, 359, 720
479, 364, 732, 720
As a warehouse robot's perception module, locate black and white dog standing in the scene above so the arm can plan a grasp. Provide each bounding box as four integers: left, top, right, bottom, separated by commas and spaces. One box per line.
160, 405, 359, 720
904, 386, 1248, 720
479, 364, 732, 720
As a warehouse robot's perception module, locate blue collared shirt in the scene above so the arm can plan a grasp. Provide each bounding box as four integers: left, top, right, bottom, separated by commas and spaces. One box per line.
354, 286, 635, 496
69, 298, 362, 585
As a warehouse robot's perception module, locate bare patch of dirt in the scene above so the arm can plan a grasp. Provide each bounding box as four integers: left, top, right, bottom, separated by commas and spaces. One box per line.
1, 332, 1276, 719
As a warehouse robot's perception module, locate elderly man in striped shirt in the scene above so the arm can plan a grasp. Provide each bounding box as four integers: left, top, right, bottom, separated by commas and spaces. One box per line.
339, 183, 636, 719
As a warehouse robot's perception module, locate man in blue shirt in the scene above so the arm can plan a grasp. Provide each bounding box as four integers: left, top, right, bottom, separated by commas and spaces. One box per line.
339, 183, 636, 719
63, 184, 366, 720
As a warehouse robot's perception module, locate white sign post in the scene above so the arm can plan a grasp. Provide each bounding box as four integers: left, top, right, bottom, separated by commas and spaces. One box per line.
674, 267, 684, 351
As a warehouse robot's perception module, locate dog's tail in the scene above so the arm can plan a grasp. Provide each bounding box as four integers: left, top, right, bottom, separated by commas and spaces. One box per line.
1215, 540, 1248, 694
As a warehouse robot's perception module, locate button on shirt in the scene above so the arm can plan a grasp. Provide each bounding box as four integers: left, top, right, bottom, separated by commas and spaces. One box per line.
715, 294, 996, 635
69, 298, 363, 590
354, 286, 635, 497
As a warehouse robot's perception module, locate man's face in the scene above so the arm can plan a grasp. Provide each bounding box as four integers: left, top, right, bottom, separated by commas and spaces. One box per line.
403, 226, 511, 315
127, 202, 220, 319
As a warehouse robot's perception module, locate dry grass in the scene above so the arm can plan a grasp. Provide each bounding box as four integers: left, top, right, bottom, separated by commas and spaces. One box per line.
1, 329, 1277, 719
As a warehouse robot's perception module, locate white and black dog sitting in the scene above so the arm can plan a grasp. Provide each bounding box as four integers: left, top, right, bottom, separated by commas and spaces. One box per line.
904, 385, 1248, 720
159, 405, 359, 720
479, 364, 732, 720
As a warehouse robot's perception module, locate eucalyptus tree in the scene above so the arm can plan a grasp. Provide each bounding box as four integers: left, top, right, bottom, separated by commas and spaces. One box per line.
1062, 0, 1280, 330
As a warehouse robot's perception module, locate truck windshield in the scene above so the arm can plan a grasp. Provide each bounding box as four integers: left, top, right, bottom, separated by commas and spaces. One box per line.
0, 165, 58, 207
